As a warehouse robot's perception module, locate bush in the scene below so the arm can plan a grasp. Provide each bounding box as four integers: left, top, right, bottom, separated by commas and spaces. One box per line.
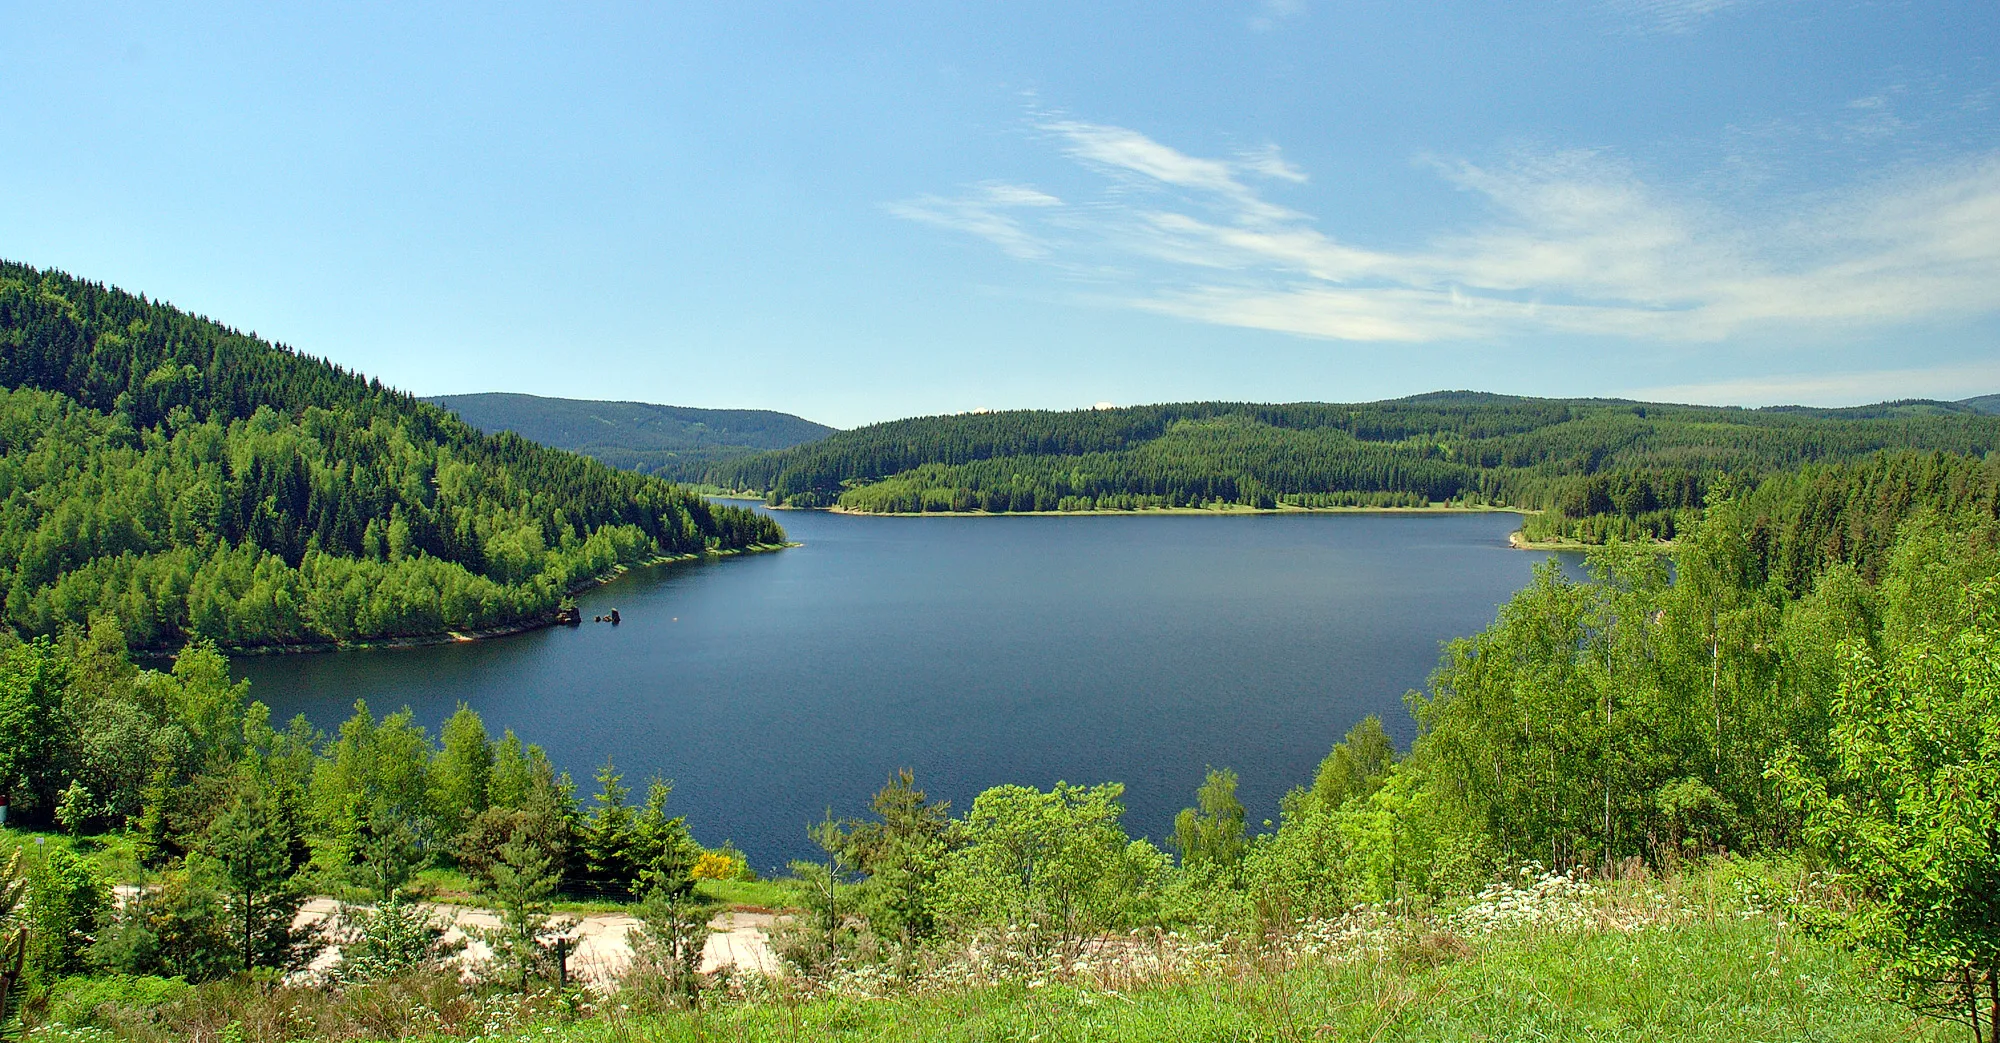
41, 974, 190, 1030
330, 896, 464, 984
87, 870, 236, 983
692, 849, 749, 881
23, 846, 109, 986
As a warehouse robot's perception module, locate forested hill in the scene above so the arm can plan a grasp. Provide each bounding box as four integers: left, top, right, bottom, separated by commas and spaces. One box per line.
708, 392, 2000, 538
429, 392, 832, 480
1964, 393, 2000, 414
0, 261, 785, 650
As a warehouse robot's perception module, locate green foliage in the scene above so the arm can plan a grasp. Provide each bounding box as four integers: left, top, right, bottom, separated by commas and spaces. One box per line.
195, 783, 310, 973
479, 832, 572, 991
567, 764, 697, 901
1771, 517, 2000, 1037
783, 811, 860, 971
307, 701, 432, 894
631, 780, 699, 901
0, 640, 67, 819
433, 704, 493, 839
1172, 768, 1246, 871
1400, 511, 1870, 872
0, 853, 21, 1039
574, 761, 638, 897
1311, 714, 1395, 812
20, 846, 106, 987
330, 894, 463, 984
41, 974, 189, 1030
458, 748, 574, 894
935, 782, 1169, 956
622, 889, 710, 1008
87, 870, 237, 983
844, 770, 952, 947
0, 261, 785, 650
1229, 480, 2000, 945
109, 898, 1929, 1042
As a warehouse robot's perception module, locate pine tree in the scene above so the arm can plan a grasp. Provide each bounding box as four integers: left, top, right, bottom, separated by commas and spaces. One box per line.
480, 832, 571, 991
198, 783, 308, 972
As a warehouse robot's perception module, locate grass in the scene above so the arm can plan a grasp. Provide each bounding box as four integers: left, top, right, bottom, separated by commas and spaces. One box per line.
27, 889, 1950, 1042
524, 921, 1938, 1042
0, 828, 142, 884
12, 849, 1948, 1042
695, 877, 802, 911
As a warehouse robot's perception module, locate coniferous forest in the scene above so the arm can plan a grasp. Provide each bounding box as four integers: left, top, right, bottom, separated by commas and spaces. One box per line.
1, 259, 1998, 1040
709, 397, 2000, 544
0, 262, 785, 651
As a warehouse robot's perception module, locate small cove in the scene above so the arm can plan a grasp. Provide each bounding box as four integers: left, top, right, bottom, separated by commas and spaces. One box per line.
235, 506, 1580, 870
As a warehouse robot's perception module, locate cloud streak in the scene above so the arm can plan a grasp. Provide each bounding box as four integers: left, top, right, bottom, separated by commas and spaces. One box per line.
1249, 0, 1306, 33
887, 120, 2000, 345
1606, 0, 1753, 35
1630, 359, 2000, 406
883, 182, 1061, 259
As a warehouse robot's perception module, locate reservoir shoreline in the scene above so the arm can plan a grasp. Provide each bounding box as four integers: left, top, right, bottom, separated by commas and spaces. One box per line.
236, 508, 1584, 869
202, 542, 797, 659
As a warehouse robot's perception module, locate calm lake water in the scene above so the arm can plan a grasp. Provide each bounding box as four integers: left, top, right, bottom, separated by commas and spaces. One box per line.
235, 506, 1577, 870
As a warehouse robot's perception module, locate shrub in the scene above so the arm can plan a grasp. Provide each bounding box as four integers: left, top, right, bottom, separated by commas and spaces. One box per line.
692, 850, 747, 881
41, 974, 190, 1030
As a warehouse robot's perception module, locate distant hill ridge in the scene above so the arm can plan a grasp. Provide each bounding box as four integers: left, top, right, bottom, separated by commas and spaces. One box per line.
705, 390, 2000, 542
430, 392, 833, 480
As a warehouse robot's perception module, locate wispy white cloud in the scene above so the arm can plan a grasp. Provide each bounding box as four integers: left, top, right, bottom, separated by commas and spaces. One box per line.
1236, 144, 1309, 184
888, 119, 2000, 345
1250, 0, 1305, 33
1630, 359, 2000, 407
883, 182, 1061, 259
1044, 121, 1302, 224
1606, 0, 1752, 35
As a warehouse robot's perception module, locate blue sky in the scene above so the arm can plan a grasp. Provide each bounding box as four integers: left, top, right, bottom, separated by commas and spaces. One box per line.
3, 2, 1996, 427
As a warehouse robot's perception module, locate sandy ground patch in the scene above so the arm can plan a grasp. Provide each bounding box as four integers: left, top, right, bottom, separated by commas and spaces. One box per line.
294, 898, 782, 985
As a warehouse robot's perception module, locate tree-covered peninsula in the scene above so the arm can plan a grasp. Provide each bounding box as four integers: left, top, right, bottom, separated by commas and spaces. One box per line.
0, 261, 785, 651
709, 395, 2000, 542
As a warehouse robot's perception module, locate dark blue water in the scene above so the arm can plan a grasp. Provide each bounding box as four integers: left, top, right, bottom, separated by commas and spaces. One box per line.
235, 507, 1575, 871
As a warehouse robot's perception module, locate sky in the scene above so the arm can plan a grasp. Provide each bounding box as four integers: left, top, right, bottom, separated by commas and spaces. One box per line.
2, 2, 1997, 428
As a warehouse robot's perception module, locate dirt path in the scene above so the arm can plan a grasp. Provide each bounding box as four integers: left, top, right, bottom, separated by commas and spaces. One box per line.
295, 899, 783, 985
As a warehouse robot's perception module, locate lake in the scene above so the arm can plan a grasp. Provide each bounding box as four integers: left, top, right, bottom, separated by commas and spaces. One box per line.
234, 506, 1578, 870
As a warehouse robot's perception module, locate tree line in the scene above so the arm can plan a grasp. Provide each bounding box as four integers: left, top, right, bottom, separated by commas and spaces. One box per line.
0, 621, 734, 986
0, 262, 786, 650
705, 392, 2000, 526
